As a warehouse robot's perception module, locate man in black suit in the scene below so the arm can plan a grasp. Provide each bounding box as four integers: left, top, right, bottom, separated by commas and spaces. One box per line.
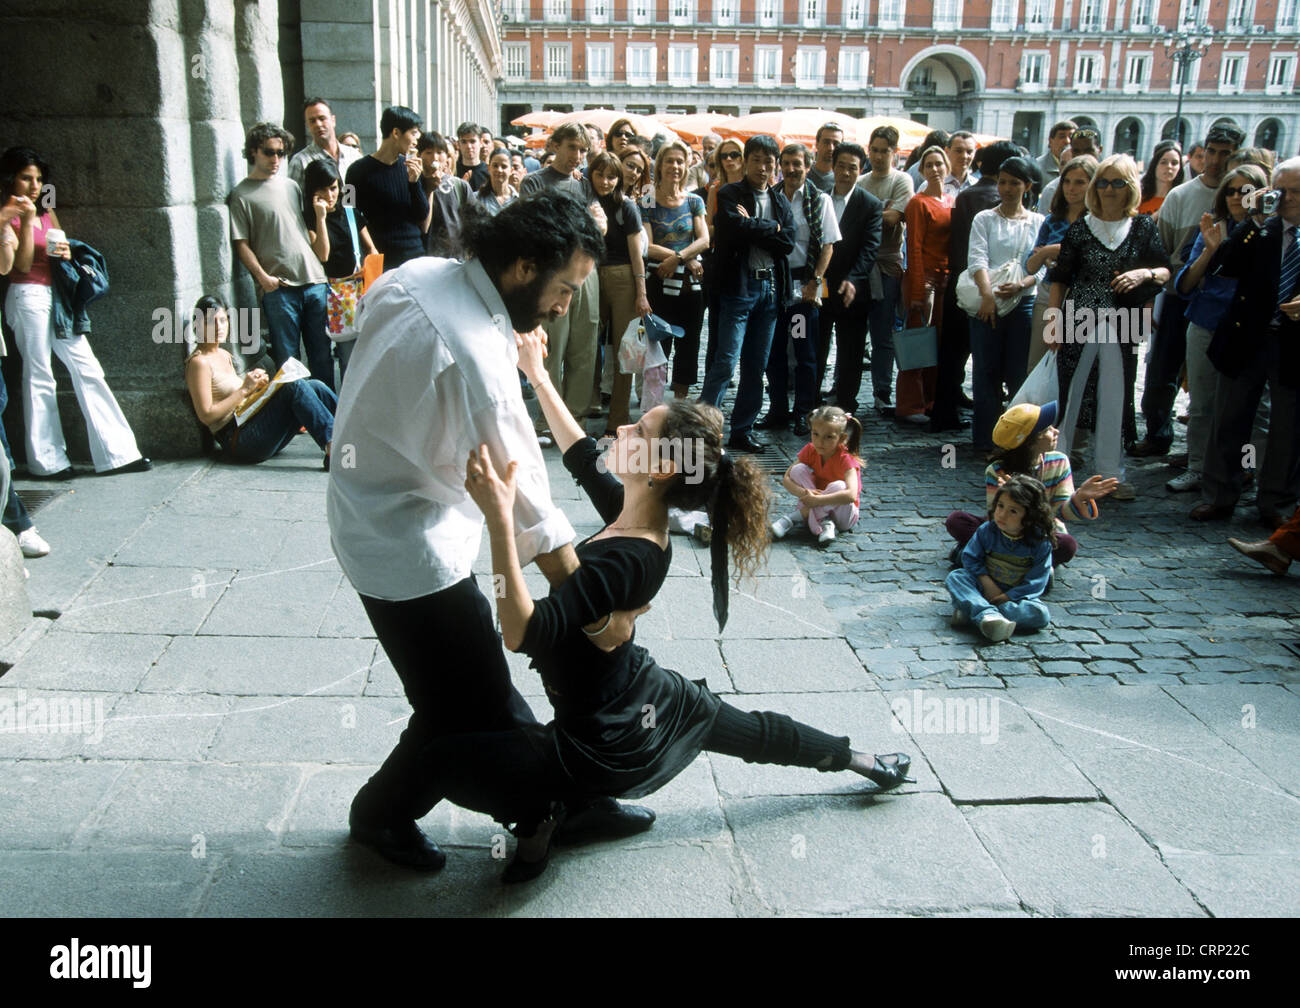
1190, 160, 1300, 528
930, 140, 1023, 433
700, 135, 795, 452
817, 142, 881, 417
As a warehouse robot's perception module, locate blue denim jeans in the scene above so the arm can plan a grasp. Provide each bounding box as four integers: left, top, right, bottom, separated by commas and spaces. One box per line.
765, 300, 819, 420
701, 276, 779, 438
261, 283, 334, 392
0, 369, 33, 534
968, 299, 1033, 451
219, 378, 336, 464
867, 271, 902, 401
946, 568, 1050, 631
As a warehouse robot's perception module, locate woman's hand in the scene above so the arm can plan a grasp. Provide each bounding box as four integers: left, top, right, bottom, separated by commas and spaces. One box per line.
993, 281, 1021, 299
656, 252, 680, 279
515, 327, 549, 386
686, 258, 704, 280
465, 443, 517, 530
240, 369, 269, 397
1110, 269, 1150, 295
1199, 212, 1223, 252
977, 292, 997, 323
588, 201, 608, 235
312, 193, 331, 219
634, 292, 652, 317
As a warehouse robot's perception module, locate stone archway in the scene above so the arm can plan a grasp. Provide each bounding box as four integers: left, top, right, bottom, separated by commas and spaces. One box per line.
1254, 117, 1284, 152
1113, 116, 1142, 158
899, 45, 988, 96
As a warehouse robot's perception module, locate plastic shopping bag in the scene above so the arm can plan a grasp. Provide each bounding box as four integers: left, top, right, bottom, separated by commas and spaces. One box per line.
1010, 352, 1059, 407
617, 318, 649, 375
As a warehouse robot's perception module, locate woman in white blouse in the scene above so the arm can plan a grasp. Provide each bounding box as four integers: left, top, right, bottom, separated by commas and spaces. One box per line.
966, 156, 1045, 453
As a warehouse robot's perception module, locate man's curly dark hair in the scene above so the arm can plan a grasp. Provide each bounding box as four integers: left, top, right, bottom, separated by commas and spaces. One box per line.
461, 190, 605, 281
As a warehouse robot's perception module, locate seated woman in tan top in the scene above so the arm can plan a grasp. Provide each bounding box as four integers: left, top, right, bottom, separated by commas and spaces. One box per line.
185, 294, 336, 468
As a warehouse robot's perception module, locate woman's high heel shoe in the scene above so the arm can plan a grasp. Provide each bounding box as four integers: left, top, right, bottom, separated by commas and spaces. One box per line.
865, 753, 915, 792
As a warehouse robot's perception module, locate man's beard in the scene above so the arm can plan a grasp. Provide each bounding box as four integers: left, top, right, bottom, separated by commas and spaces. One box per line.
499, 270, 555, 333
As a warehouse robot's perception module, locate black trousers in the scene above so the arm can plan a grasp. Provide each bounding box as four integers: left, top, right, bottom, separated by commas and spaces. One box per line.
354, 575, 539, 825
1140, 294, 1190, 447
930, 282, 969, 428
819, 298, 870, 413
392, 700, 854, 832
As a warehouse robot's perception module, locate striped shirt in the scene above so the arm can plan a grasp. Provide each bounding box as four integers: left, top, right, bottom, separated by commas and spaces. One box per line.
984, 451, 1091, 532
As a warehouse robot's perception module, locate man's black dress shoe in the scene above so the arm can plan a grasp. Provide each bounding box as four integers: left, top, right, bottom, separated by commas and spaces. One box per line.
99, 457, 153, 476
553, 796, 655, 847
1189, 502, 1234, 522
25, 466, 78, 480
349, 812, 447, 870
755, 412, 791, 430
726, 432, 767, 453
792, 416, 810, 437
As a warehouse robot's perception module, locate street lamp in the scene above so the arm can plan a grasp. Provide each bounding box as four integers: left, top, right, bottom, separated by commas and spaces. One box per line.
1163, 25, 1214, 149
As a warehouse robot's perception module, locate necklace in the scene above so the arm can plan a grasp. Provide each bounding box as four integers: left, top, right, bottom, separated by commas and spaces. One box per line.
996, 204, 1026, 220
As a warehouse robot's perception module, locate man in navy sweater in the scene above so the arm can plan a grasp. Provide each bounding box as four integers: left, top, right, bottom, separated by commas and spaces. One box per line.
345, 106, 429, 272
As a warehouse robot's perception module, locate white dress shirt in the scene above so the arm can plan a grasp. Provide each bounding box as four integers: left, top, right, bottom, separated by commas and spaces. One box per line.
327, 257, 575, 601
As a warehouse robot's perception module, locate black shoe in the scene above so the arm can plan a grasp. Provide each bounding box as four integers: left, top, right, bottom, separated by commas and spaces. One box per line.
1128, 439, 1171, 458
349, 812, 447, 871
792, 417, 810, 437
99, 457, 153, 476
24, 466, 78, 480
553, 796, 656, 847
864, 753, 915, 793
929, 418, 970, 433
502, 806, 566, 884
726, 432, 767, 453
755, 412, 791, 430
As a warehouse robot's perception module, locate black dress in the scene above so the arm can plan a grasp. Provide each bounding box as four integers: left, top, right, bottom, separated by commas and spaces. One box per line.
522, 438, 722, 799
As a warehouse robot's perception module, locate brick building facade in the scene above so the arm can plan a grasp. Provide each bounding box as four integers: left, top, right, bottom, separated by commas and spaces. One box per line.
499, 0, 1300, 158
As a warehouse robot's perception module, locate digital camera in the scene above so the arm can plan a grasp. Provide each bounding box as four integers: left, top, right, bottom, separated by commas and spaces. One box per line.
1240, 186, 1279, 216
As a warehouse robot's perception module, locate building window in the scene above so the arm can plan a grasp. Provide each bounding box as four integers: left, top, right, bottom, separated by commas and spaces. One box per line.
934, 0, 960, 29
544, 0, 568, 24
1171, 50, 1202, 92
715, 0, 737, 25
545, 43, 570, 82
587, 43, 612, 85
1025, 0, 1048, 31
505, 42, 530, 82
1124, 53, 1150, 91
1267, 55, 1296, 92
1078, 0, 1103, 30
1074, 52, 1100, 90
1219, 54, 1245, 92
669, 44, 697, 85
1179, 0, 1205, 28
627, 43, 656, 85
758, 0, 780, 26
803, 0, 824, 27
755, 45, 781, 86
1281, 0, 1300, 30
669, 0, 694, 26
1130, 0, 1152, 29
630, 0, 652, 25
844, 0, 865, 28
1226, 0, 1251, 30
839, 48, 868, 88
1020, 52, 1046, 90
991, 0, 1017, 30
505, 0, 529, 22
795, 46, 826, 88
878, 0, 903, 29
710, 45, 739, 86
588, 0, 610, 24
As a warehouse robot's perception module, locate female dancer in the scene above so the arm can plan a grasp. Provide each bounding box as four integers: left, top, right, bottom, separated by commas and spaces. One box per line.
1, 146, 150, 478
415, 328, 914, 883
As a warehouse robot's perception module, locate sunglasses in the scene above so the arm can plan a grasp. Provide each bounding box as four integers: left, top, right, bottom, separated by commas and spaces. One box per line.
260, 148, 287, 158
1073, 129, 1101, 141
613, 130, 636, 141
1094, 177, 1130, 190
1223, 186, 1253, 197
720, 150, 743, 160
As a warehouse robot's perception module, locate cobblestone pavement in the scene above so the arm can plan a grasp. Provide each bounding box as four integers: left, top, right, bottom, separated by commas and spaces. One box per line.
0, 348, 1296, 917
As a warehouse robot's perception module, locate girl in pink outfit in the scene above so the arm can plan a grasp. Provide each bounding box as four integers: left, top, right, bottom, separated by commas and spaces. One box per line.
771, 406, 863, 545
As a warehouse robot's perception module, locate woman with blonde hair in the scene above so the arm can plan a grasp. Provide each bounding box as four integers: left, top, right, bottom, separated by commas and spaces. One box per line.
642, 139, 709, 402
1046, 154, 1170, 500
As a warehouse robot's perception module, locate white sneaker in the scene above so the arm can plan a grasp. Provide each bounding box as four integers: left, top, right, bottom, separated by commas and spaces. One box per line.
818, 519, 837, 545
978, 612, 1016, 643
17, 528, 51, 558
1165, 470, 1202, 493
770, 514, 793, 540
903, 413, 930, 425
950, 607, 969, 627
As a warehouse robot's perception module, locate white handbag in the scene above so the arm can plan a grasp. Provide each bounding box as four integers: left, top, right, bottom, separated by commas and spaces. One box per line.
956, 259, 1029, 318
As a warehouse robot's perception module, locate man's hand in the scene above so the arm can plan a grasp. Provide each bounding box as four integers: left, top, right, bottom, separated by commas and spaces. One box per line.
404, 155, 422, 183
800, 278, 821, 303
1281, 296, 1300, 322
258, 274, 282, 295
589, 604, 651, 652
838, 279, 855, 307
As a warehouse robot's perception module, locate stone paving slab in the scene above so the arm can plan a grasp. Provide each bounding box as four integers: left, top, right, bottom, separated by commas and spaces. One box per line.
55, 566, 235, 635
95, 692, 235, 761
0, 691, 111, 759
113, 511, 297, 570
139, 637, 377, 697
0, 761, 127, 849
724, 793, 1019, 916
1163, 684, 1300, 794
199, 570, 344, 637
723, 637, 874, 693
1162, 853, 1300, 917
1, 631, 171, 693
205, 695, 413, 764
963, 804, 1204, 917
0, 851, 215, 918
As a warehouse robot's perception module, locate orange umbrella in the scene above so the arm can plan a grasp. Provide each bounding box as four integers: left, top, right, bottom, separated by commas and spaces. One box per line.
969, 132, 1008, 148
551, 108, 677, 141
664, 113, 738, 145
510, 110, 564, 129
716, 108, 861, 148
858, 116, 933, 156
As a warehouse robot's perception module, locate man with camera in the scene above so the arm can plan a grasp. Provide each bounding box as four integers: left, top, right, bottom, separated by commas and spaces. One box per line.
1190, 158, 1300, 529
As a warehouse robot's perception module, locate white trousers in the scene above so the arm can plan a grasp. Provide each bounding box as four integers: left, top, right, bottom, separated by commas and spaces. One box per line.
1058, 337, 1125, 483
4, 284, 141, 474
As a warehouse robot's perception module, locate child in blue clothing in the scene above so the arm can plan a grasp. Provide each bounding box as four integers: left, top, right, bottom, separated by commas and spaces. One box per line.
946, 474, 1054, 642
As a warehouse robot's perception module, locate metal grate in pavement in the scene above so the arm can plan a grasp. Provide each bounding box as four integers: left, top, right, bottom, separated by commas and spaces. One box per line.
14, 488, 66, 514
